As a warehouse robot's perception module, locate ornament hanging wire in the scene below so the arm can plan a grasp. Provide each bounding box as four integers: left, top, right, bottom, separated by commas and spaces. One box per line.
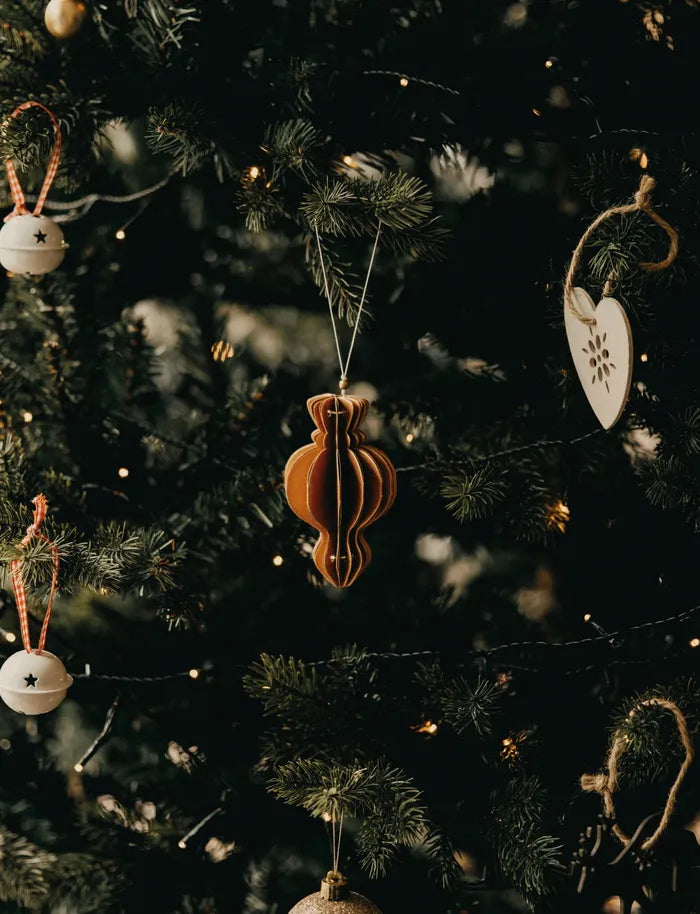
314, 222, 381, 390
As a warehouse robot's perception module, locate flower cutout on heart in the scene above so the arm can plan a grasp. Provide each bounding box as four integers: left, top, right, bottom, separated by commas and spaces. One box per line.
583, 327, 616, 393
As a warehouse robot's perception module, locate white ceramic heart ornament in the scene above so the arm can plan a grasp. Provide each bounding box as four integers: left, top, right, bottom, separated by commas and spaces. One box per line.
564, 287, 633, 430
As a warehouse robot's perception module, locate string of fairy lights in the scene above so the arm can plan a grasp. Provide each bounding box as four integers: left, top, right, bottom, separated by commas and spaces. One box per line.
2, 54, 695, 857
0, 596, 694, 806
0, 595, 684, 850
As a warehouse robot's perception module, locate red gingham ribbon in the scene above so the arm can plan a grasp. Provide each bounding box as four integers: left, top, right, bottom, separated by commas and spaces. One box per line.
9, 495, 60, 654
3, 102, 62, 222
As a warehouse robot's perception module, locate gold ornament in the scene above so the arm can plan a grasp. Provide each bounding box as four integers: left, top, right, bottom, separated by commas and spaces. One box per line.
44, 0, 88, 38
289, 872, 382, 914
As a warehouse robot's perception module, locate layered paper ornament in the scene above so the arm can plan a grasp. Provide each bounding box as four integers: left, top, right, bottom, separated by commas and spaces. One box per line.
285, 394, 396, 587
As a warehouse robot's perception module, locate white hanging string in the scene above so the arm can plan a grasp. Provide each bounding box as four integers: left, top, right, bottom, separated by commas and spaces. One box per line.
314, 222, 382, 389
314, 225, 345, 382
333, 812, 344, 873
330, 813, 337, 872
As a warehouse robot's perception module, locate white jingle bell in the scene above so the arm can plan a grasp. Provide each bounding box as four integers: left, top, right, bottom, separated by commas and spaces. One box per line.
0, 649, 73, 714
289, 873, 382, 914
0, 214, 67, 275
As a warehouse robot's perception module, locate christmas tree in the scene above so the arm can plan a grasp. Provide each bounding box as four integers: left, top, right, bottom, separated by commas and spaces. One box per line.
0, 1, 698, 912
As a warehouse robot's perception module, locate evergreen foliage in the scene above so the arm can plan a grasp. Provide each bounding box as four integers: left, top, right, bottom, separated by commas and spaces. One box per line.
0, 0, 696, 912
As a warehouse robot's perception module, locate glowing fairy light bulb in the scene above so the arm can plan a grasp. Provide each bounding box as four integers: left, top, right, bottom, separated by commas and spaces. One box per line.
211, 340, 234, 362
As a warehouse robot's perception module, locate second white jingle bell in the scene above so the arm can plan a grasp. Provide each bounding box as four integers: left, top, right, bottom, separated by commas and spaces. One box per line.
0, 214, 67, 275
0, 649, 72, 714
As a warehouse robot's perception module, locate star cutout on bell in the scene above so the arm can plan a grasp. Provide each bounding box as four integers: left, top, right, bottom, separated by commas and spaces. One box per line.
24, 673, 37, 688
34, 230, 47, 244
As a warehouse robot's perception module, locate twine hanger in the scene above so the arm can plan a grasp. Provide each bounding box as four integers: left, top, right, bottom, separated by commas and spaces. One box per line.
2, 102, 62, 222
314, 222, 382, 392
9, 494, 60, 654
580, 697, 694, 851
564, 175, 679, 325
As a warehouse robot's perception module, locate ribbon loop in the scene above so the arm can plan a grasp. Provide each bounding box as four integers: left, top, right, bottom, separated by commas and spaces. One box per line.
9, 494, 60, 654
3, 102, 62, 220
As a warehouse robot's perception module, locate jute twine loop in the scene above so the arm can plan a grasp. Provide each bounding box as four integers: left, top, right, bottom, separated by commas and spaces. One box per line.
564, 175, 679, 325
580, 698, 694, 850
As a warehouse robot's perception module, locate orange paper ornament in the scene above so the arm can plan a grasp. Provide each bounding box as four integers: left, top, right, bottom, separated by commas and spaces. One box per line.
284, 394, 397, 587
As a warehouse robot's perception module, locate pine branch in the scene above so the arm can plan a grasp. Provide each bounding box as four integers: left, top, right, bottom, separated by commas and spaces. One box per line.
301, 179, 361, 237
129, 0, 201, 63
235, 180, 285, 233
382, 218, 449, 262
440, 675, 503, 737
305, 233, 364, 322
0, 435, 28, 507
243, 654, 318, 716
46, 853, 126, 913
419, 827, 461, 890
146, 103, 219, 176
300, 172, 437, 238
489, 777, 563, 902
441, 465, 507, 522
612, 681, 700, 787
270, 758, 429, 877
263, 119, 324, 179
269, 758, 388, 820
0, 505, 186, 595
664, 408, 700, 459
362, 172, 434, 232
0, 827, 54, 909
